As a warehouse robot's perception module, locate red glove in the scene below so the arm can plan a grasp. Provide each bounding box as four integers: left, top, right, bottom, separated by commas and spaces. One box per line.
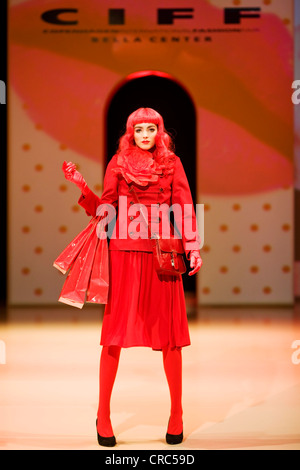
62, 161, 89, 195
188, 250, 203, 276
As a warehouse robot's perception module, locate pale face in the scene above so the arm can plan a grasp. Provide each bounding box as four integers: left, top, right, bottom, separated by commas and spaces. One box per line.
133, 122, 158, 151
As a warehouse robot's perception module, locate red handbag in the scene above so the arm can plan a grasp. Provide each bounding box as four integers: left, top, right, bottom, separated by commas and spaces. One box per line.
151, 236, 186, 275
129, 187, 186, 276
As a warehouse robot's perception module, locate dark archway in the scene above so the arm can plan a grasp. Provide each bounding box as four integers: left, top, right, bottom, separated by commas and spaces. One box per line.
105, 73, 197, 294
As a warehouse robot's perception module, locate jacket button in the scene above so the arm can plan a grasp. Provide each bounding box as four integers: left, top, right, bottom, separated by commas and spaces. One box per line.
129, 201, 134, 205
129, 216, 134, 220
159, 187, 164, 192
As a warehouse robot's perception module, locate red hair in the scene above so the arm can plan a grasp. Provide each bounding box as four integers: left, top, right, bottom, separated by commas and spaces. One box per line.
117, 108, 176, 167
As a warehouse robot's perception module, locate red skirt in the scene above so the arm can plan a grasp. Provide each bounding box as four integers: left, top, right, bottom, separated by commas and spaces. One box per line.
100, 250, 191, 350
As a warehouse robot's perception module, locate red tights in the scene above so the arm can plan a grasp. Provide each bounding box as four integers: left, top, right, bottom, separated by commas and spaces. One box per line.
96, 345, 183, 437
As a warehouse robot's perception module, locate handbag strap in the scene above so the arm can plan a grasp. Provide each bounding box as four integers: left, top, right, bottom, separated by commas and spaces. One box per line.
129, 185, 185, 255
129, 185, 159, 240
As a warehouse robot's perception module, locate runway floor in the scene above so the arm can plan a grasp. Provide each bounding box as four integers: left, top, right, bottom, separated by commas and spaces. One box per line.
1, 304, 300, 450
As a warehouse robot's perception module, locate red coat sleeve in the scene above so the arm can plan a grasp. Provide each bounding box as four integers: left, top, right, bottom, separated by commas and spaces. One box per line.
78, 156, 119, 218
171, 157, 201, 258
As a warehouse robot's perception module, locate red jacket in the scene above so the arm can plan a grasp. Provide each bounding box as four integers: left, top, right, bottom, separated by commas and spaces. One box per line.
78, 154, 201, 258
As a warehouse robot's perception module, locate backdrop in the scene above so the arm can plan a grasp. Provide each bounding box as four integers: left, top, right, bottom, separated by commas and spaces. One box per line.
8, 0, 295, 306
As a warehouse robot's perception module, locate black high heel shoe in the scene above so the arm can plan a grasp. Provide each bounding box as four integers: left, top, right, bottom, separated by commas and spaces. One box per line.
96, 419, 116, 447
166, 431, 183, 445
166, 418, 183, 445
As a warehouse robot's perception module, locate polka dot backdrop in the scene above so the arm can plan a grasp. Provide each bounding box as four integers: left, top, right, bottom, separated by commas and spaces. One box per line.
8, 0, 295, 306
8, 90, 104, 305
198, 189, 294, 304
8, 87, 294, 305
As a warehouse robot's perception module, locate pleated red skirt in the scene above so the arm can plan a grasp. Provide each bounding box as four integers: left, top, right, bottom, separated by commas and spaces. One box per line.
100, 250, 191, 350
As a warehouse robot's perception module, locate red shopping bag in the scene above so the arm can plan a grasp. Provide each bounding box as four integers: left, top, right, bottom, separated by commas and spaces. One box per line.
87, 225, 109, 305
58, 223, 98, 308
54, 216, 110, 308
53, 216, 98, 274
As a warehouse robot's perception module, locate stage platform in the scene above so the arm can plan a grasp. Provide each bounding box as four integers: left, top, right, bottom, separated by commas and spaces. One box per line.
1, 304, 300, 450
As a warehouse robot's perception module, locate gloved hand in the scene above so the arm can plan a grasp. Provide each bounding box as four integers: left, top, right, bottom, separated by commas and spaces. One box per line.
188, 250, 203, 276
62, 161, 89, 195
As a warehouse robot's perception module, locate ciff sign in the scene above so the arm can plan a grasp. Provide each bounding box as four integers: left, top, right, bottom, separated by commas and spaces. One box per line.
40, 6, 261, 26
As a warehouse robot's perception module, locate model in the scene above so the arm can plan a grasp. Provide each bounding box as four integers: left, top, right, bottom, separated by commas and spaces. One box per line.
61, 107, 203, 447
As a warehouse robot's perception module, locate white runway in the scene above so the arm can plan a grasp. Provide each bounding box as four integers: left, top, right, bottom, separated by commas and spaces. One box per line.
1, 304, 300, 450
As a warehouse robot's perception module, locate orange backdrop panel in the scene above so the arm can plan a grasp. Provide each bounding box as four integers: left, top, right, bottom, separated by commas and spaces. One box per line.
8, 0, 294, 305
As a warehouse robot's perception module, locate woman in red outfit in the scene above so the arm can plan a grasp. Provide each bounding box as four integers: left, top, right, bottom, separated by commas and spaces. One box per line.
63, 108, 202, 447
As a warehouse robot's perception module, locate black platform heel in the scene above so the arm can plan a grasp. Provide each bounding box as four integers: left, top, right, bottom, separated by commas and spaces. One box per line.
96, 419, 116, 447
166, 418, 183, 445
166, 431, 183, 445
